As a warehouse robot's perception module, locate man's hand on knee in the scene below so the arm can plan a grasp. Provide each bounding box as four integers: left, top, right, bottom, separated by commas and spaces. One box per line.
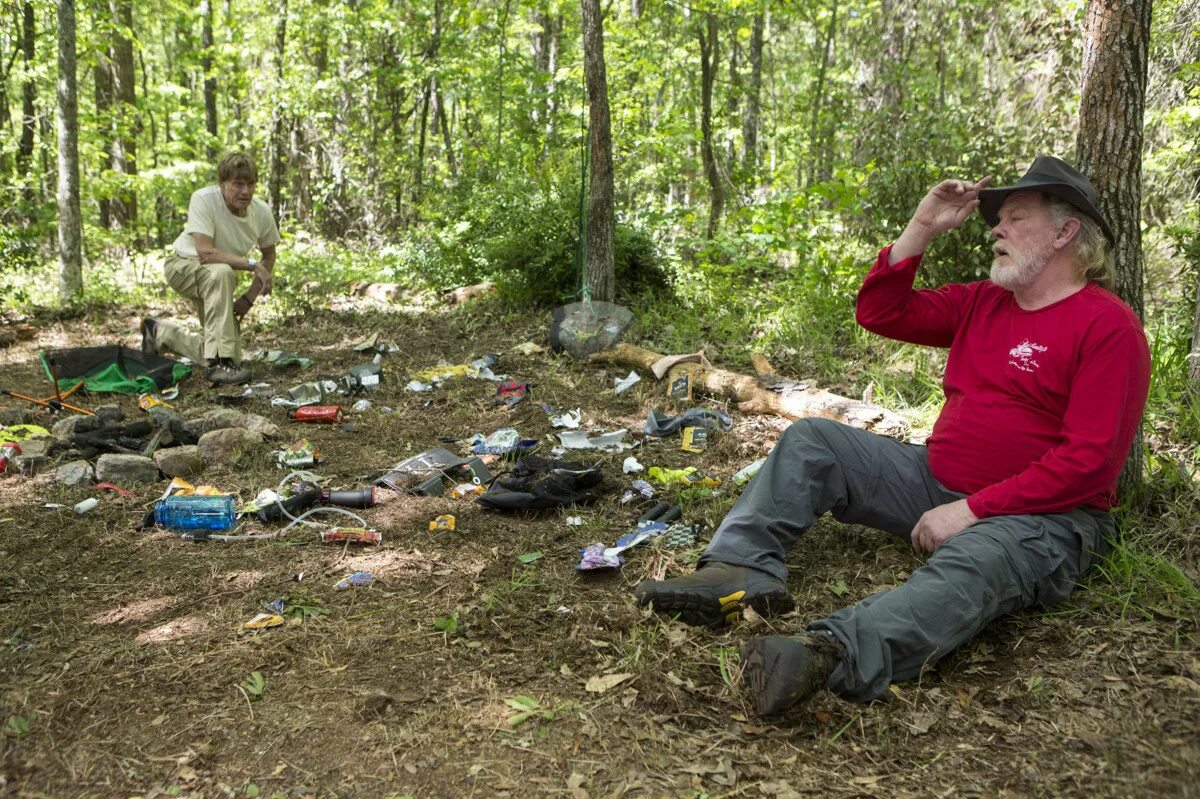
911, 498, 979, 553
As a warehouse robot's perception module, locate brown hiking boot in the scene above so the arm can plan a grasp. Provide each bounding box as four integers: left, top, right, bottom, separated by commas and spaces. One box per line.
740, 633, 845, 716
206, 358, 251, 386
634, 561, 794, 629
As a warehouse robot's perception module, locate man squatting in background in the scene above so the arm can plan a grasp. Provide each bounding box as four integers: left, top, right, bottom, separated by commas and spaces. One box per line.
635, 157, 1151, 716
141, 152, 281, 386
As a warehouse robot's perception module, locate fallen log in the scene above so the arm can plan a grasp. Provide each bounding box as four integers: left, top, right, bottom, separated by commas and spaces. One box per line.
590, 343, 909, 438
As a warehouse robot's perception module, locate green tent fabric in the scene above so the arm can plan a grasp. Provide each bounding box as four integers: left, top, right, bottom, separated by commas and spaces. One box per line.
41, 346, 191, 395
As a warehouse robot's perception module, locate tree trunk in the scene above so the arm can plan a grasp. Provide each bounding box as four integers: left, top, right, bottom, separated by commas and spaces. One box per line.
269, 0, 287, 217
742, 12, 763, 181
807, 0, 837, 187
94, 42, 113, 229
56, 0, 83, 300
698, 12, 723, 239
495, 0, 512, 156
1075, 0, 1152, 498
581, 0, 615, 302
109, 0, 136, 226
200, 0, 218, 152
438, 87, 457, 177
18, 0, 35, 202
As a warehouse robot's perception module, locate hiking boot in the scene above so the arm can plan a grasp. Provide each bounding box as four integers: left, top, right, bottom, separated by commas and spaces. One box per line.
140, 318, 159, 356
740, 632, 845, 716
634, 561, 794, 629
206, 358, 251, 386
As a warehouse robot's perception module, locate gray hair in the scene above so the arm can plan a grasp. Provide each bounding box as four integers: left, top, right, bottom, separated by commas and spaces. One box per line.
1044, 195, 1115, 290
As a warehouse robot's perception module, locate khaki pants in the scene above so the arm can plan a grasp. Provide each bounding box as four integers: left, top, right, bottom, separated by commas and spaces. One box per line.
156, 254, 242, 365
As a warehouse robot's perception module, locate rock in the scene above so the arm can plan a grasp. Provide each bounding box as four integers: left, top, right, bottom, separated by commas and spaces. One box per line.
0, 407, 33, 426
16, 438, 50, 459
52, 414, 103, 444
15, 454, 49, 475
363, 282, 403, 302
183, 408, 244, 437
56, 459, 95, 487
154, 445, 205, 478
198, 427, 263, 466
95, 453, 161, 485
241, 413, 281, 440
93, 404, 125, 424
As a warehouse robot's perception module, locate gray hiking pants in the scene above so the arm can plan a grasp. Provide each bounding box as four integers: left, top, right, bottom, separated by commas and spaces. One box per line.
702, 418, 1113, 703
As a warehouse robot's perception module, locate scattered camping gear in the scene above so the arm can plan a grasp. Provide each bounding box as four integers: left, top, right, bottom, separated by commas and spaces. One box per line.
477, 456, 604, 511
576, 501, 683, 571
3, 358, 93, 415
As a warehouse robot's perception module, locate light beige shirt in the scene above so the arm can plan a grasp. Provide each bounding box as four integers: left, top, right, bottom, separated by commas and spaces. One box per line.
172, 186, 281, 258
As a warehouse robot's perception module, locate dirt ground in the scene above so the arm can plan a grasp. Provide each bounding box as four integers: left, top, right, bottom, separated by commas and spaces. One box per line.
1, 294, 1197, 799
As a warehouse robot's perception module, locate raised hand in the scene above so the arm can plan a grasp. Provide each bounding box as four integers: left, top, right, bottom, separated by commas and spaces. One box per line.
888, 175, 992, 264
910, 177, 993, 237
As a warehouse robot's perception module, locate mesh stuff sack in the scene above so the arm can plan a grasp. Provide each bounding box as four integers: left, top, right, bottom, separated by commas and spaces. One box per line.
476, 456, 605, 511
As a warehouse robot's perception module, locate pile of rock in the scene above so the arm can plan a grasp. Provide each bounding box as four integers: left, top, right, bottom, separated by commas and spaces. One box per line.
3, 406, 284, 487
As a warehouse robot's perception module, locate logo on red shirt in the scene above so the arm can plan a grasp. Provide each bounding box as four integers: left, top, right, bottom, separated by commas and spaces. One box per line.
1008, 339, 1048, 373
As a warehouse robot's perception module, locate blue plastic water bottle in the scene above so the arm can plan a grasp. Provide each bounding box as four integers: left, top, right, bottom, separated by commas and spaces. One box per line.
154, 495, 236, 531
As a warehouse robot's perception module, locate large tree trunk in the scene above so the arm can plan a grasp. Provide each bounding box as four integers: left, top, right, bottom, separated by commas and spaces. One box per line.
56, 0, 83, 300
698, 12, 724, 239
109, 0, 136, 226
1075, 0, 1152, 498
200, 0, 218, 152
591, 343, 910, 438
742, 12, 763, 181
581, 0, 615, 302
18, 0, 35, 202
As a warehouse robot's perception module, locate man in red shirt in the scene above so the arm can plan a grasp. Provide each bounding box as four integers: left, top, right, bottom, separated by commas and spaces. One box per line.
635, 157, 1150, 715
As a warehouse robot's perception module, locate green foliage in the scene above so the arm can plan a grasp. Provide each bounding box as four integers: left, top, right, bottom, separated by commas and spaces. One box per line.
240, 671, 267, 699
432, 613, 460, 634
503, 695, 556, 728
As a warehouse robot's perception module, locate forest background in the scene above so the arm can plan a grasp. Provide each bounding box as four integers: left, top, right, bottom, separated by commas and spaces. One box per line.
1, 0, 1198, 591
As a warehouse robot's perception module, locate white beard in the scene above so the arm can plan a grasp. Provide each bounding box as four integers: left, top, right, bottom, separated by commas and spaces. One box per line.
990, 245, 1047, 291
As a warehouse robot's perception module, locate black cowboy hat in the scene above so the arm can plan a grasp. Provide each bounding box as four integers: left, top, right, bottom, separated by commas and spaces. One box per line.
978, 156, 1114, 243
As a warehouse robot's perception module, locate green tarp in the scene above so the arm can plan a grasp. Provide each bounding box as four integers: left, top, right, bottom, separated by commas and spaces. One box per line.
41, 346, 191, 395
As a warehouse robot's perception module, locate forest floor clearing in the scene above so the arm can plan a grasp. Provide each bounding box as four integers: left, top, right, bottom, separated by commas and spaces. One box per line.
0, 292, 1197, 799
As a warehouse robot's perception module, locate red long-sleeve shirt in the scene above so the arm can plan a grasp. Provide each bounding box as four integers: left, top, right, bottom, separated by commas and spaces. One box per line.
856, 245, 1150, 518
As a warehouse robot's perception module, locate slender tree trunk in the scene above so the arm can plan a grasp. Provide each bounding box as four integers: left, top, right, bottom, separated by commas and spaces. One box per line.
438, 88, 457, 177
56, 0, 83, 300
109, 0, 137, 227
742, 12, 763, 181
496, 0, 512, 156
1075, 0, 1152, 497
94, 39, 113, 228
807, 0, 837, 187
580, 0, 614, 302
269, 0, 287, 217
698, 12, 724, 239
200, 0, 218, 152
18, 0, 35, 202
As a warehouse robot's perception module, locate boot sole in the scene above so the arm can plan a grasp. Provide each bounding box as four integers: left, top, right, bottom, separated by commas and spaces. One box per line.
639, 587, 795, 629
740, 636, 822, 716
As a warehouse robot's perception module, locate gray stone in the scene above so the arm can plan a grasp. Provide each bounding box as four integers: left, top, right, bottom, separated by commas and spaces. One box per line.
16, 438, 50, 459
154, 445, 205, 478
241, 413, 282, 440
183, 408, 244, 438
56, 459, 95, 487
51, 414, 103, 444
95, 453, 161, 485
15, 454, 49, 475
93, 404, 125, 424
0, 407, 33, 426
363, 282, 402, 302
198, 427, 263, 466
